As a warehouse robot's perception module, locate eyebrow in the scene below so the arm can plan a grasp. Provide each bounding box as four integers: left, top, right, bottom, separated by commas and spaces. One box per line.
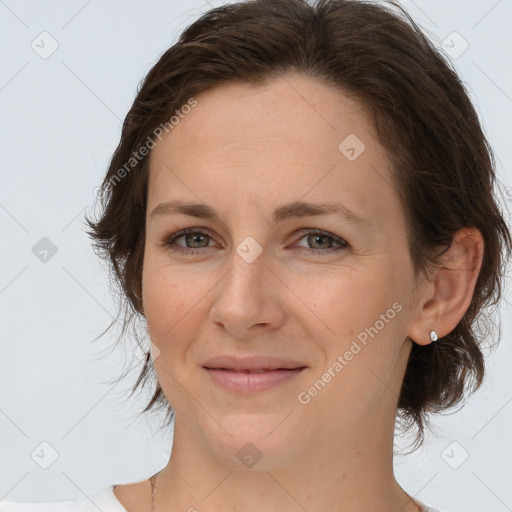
149, 199, 371, 227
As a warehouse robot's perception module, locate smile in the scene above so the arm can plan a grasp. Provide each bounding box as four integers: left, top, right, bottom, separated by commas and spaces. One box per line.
203, 367, 307, 393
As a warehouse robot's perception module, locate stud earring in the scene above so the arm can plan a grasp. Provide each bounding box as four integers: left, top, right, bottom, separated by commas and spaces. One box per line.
430, 330, 438, 342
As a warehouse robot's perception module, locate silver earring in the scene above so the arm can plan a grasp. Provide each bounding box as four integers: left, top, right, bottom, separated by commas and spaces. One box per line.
430, 330, 438, 342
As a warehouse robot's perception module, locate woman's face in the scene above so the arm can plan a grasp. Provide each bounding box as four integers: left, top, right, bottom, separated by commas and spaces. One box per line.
142, 73, 425, 469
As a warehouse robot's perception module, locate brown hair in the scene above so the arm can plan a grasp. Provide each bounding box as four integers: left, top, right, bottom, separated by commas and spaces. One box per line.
84, 0, 512, 450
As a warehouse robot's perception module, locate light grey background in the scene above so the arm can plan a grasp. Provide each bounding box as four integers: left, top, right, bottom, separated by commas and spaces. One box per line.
0, 1, 511, 511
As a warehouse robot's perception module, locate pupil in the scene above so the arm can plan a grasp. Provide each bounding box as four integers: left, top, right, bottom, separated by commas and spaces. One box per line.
312, 234, 329, 249
187, 233, 207, 247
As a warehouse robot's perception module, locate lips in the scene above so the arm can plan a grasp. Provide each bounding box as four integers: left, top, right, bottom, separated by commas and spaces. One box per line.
217, 368, 292, 374
202, 354, 308, 372
202, 355, 308, 393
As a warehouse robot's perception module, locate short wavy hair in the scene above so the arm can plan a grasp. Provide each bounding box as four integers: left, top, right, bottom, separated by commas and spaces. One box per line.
85, 0, 512, 450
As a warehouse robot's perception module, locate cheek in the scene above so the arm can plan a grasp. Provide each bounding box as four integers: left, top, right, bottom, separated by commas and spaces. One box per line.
311, 270, 405, 391
142, 265, 198, 407
142, 262, 215, 377
142, 262, 191, 345
312, 273, 386, 346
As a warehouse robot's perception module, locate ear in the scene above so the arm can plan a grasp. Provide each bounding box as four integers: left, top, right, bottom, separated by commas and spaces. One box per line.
407, 227, 485, 346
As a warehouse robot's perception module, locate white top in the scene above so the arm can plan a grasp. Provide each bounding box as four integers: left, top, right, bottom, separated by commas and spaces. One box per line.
0, 483, 443, 511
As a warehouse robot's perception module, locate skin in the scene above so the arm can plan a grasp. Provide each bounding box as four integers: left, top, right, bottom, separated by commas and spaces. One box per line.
113, 72, 484, 511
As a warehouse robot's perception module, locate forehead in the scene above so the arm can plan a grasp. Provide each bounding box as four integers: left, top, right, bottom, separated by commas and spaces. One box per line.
153, 74, 375, 157
147, 73, 400, 229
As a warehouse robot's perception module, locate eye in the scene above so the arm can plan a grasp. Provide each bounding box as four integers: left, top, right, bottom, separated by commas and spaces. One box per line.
164, 227, 216, 255
293, 228, 349, 255
163, 227, 350, 256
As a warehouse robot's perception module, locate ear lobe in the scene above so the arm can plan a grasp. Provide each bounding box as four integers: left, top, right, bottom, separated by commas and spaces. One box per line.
407, 227, 484, 346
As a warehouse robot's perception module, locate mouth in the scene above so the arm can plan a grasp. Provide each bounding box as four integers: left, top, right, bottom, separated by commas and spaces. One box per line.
202, 365, 307, 393
203, 367, 306, 373
202, 355, 308, 372
201, 355, 308, 393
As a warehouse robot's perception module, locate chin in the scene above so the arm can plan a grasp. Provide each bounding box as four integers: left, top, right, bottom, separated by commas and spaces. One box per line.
199, 414, 301, 471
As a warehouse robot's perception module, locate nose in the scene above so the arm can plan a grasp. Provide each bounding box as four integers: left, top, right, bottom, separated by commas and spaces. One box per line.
209, 244, 286, 339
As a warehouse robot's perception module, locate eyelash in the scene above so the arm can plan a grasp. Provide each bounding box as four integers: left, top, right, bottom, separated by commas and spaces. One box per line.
163, 227, 349, 256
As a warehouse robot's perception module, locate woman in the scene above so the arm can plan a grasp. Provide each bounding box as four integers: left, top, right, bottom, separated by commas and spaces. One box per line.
2, 0, 510, 510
